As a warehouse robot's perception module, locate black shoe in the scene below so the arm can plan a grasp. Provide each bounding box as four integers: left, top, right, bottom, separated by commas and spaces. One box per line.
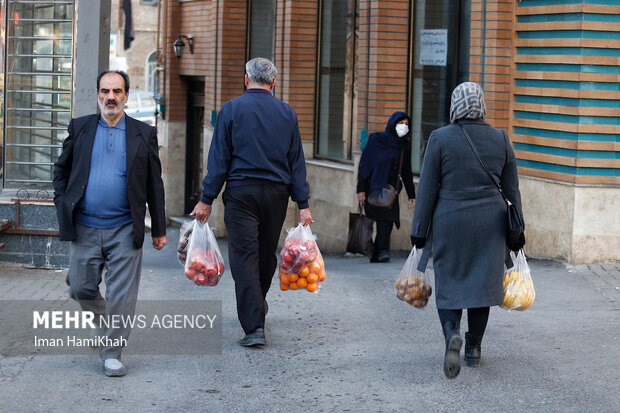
442, 321, 463, 379
464, 332, 482, 367
239, 328, 265, 347
370, 251, 390, 263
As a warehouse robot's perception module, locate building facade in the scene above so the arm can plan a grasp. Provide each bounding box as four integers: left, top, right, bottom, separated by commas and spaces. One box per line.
154, 0, 619, 264
0, 0, 111, 266
0, 0, 617, 265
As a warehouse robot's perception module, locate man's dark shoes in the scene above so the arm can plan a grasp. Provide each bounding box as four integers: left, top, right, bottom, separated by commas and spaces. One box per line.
239, 328, 265, 347
370, 250, 390, 263
464, 332, 482, 367
442, 321, 463, 379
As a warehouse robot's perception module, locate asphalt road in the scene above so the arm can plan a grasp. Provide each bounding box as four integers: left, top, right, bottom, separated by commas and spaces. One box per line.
0, 226, 618, 412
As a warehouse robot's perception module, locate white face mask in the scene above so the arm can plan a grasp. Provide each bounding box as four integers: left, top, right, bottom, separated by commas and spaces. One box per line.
395, 123, 409, 137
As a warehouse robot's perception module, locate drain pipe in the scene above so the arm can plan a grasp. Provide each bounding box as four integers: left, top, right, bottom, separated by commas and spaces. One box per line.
481, 0, 487, 88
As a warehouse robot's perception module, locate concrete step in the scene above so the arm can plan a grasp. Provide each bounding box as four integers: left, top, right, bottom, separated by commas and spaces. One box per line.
169, 216, 193, 228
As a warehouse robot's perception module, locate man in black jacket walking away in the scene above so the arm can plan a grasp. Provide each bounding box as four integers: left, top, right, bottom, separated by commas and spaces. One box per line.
191, 58, 313, 347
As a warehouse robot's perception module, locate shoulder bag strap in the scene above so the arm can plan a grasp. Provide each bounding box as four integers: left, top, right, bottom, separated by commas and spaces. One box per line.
394, 147, 405, 194
456, 123, 511, 205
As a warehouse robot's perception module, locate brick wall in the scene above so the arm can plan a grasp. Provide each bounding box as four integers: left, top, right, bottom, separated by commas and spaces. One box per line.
358, 0, 410, 146
275, 1, 318, 143
469, 0, 514, 131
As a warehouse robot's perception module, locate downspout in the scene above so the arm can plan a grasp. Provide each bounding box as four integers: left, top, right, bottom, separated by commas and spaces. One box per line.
361, 0, 371, 150
481, 0, 487, 88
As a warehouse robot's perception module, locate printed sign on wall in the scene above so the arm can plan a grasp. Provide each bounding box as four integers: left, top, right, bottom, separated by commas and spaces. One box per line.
419, 29, 447, 66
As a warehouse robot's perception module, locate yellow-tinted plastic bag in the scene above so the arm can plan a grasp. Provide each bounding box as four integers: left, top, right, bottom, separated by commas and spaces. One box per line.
501, 249, 535, 311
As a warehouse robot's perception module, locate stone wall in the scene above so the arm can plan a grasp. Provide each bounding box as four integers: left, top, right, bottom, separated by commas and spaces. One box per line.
0, 202, 68, 268
521, 176, 620, 264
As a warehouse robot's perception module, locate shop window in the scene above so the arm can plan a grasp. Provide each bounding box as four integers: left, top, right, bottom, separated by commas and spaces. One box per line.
140, 0, 157, 6
315, 0, 356, 162
2, 0, 73, 189
247, 0, 276, 61
408, 0, 470, 173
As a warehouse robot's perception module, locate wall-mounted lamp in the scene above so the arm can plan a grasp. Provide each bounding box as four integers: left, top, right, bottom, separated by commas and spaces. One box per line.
173, 34, 194, 58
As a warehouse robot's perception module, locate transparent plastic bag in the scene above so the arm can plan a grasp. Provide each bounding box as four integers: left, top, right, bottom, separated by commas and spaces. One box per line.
183, 220, 225, 287
395, 246, 432, 308
501, 249, 535, 311
176, 221, 193, 266
278, 223, 326, 293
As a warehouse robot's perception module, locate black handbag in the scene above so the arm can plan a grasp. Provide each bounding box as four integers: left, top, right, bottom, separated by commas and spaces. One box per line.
366, 149, 405, 208
457, 124, 525, 245
346, 202, 375, 257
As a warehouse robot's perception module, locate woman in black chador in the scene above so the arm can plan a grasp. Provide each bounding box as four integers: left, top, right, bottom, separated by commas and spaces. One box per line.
357, 111, 416, 263
411, 82, 525, 378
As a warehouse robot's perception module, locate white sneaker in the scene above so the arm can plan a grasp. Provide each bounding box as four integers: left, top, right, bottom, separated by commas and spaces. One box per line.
103, 358, 127, 377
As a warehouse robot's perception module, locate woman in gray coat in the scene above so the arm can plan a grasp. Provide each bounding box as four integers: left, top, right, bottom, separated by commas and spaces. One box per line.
410, 82, 524, 379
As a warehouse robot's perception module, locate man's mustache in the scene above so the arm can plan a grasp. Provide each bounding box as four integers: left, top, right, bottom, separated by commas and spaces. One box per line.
105, 100, 118, 106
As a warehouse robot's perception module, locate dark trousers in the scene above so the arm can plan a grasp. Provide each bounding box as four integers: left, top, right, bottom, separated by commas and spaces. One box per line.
437, 307, 490, 337
373, 220, 393, 257
223, 184, 289, 334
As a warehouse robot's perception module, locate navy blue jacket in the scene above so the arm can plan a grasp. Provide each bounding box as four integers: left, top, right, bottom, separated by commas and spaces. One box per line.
201, 88, 310, 208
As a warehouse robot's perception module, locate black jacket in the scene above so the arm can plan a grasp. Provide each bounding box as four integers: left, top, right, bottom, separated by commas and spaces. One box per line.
53, 114, 166, 248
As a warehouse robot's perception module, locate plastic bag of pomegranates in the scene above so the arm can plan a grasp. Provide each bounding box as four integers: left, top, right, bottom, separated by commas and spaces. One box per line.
183, 220, 225, 287
278, 223, 326, 293
176, 220, 193, 266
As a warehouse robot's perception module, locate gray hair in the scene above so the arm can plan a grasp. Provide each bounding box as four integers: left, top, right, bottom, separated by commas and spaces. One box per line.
245, 57, 277, 85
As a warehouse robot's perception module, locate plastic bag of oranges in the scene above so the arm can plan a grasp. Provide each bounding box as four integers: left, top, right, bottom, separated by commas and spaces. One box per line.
278, 224, 326, 293
395, 246, 432, 308
501, 249, 535, 311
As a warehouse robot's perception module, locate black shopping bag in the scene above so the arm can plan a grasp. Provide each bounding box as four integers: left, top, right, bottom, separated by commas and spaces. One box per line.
346, 202, 374, 257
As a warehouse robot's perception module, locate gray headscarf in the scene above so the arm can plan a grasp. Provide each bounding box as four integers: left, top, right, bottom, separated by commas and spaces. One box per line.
449, 82, 487, 123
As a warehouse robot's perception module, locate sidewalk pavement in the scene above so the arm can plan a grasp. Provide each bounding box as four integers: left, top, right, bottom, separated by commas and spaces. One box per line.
0, 226, 618, 412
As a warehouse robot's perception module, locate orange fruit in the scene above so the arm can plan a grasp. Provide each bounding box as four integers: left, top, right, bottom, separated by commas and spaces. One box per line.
299, 267, 310, 277
306, 282, 319, 292
297, 277, 308, 288
289, 282, 298, 290
310, 261, 321, 274
280, 283, 289, 291
307, 273, 318, 283
280, 273, 289, 284
318, 270, 326, 282
288, 273, 299, 283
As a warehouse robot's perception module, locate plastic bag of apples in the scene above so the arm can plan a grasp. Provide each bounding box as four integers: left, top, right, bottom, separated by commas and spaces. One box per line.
278, 223, 326, 293
183, 220, 225, 287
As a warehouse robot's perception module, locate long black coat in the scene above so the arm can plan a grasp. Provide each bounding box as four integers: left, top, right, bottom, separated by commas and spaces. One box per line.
53, 114, 166, 249
358, 151, 415, 228
411, 119, 523, 309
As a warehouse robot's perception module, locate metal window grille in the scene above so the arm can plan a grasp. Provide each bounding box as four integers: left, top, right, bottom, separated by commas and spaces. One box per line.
2, 0, 74, 189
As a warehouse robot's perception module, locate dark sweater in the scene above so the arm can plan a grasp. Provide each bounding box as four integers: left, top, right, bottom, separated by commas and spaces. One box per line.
201, 88, 310, 208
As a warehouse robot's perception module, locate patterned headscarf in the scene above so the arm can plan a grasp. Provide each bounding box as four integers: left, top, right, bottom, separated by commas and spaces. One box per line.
450, 82, 487, 123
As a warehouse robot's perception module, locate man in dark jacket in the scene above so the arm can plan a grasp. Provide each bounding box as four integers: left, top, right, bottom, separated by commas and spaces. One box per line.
191, 57, 313, 347
53, 70, 167, 377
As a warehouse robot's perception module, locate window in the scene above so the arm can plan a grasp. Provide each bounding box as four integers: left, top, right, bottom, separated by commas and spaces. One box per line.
247, 0, 276, 61
408, 0, 470, 173
315, 0, 356, 161
145, 51, 157, 93
3, 0, 73, 189
140, 0, 157, 6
